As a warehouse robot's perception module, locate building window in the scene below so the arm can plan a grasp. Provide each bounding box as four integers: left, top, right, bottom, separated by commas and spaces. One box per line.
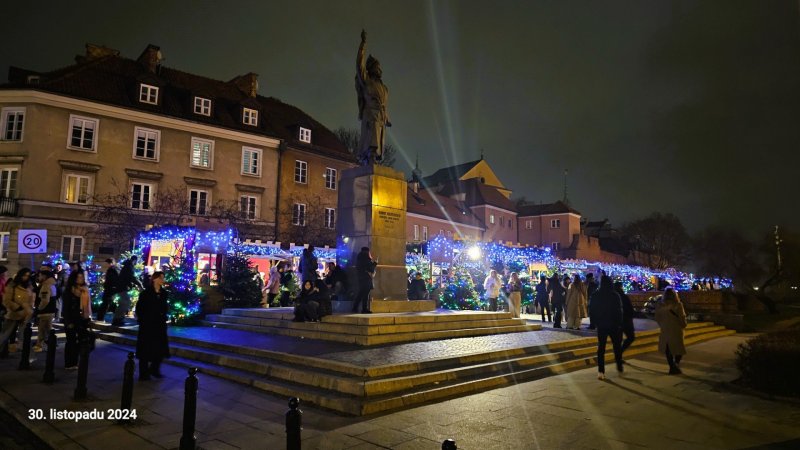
439, 229, 444, 235
241, 147, 261, 176
1, 107, 25, 141
551, 219, 561, 229
61, 236, 84, 261
509, 220, 512, 229
139, 84, 159, 104
133, 127, 160, 161
194, 97, 211, 116
447, 230, 452, 238
324, 208, 335, 229
489, 214, 495, 224
130, 182, 153, 210
525, 220, 532, 230
243, 108, 258, 126
324, 167, 337, 190
239, 195, 258, 220
413, 224, 419, 241
189, 189, 209, 215
191, 137, 213, 169
0, 168, 18, 198
63, 173, 92, 204
68, 115, 98, 151
299, 127, 311, 143
292, 203, 306, 226
294, 160, 307, 184
0, 232, 8, 260
552, 242, 561, 251
499, 216, 504, 226
422, 226, 428, 241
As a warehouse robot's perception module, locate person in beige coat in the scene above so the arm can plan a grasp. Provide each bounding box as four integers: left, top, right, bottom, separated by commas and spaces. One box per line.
0, 268, 34, 353
654, 288, 687, 375
565, 274, 587, 329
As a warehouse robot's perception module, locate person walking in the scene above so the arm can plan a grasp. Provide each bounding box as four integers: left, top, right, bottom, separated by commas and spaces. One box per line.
654, 288, 687, 375
52, 263, 65, 323
33, 265, 58, 352
265, 262, 282, 307
586, 273, 599, 330
0, 268, 34, 354
589, 275, 624, 380
62, 271, 92, 370
135, 271, 170, 380
114, 256, 142, 326
483, 270, 502, 312
353, 247, 377, 314
548, 273, 566, 328
565, 274, 587, 330
279, 264, 294, 307
534, 275, 551, 322
506, 272, 523, 318
299, 246, 318, 285
95, 258, 119, 322
614, 281, 636, 358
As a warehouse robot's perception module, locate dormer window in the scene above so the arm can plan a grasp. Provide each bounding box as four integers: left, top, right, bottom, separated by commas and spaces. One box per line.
243, 108, 258, 126
299, 127, 311, 143
26, 75, 40, 85
139, 84, 159, 104
194, 97, 211, 116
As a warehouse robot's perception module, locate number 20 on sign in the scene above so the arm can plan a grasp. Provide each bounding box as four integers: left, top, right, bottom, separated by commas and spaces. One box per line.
17, 229, 48, 254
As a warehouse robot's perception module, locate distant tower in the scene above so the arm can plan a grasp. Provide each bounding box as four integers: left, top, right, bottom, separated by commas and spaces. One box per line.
410, 153, 423, 193
562, 169, 570, 206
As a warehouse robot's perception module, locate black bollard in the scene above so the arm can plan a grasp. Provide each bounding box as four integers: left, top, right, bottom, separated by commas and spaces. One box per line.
442, 439, 457, 450
73, 334, 91, 400
42, 330, 57, 383
119, 352, 135, 423
179, 368, 199, 450
286, 397, 302, 450
18, 321, 33, 370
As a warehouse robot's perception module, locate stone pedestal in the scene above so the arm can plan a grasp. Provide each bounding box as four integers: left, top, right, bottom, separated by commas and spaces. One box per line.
337, 165, 435, 312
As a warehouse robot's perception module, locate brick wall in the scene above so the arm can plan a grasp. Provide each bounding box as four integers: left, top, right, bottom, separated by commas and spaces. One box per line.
628, 290, 763, 314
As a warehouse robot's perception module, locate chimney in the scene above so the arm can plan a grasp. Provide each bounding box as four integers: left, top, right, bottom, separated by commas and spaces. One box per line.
137, 44, 162, 73
84, 44, 120, 61
229, 73, 259, 98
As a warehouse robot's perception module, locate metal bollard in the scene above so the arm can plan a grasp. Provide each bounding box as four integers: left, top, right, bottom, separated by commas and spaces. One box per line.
286, 397, 302, 450
442, 439, 457, 450
179, 368, 199, 450
119, 352, 135, 423
42, 330, 57, 383
18, 321, 33, 370
73, 334, 91, 400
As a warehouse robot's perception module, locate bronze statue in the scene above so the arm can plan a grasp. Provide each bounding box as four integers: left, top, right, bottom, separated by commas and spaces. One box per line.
356, 29, 391, 165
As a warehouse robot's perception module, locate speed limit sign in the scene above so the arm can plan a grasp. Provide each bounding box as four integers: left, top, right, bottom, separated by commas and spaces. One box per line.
18, 229, 47, 254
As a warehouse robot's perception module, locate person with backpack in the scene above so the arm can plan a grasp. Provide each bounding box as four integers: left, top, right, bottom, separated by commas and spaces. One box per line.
33, 265, 58, 352
114, 256, 143, 326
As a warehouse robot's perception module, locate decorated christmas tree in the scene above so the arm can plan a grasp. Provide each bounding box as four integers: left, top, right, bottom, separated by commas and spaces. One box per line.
220, 244, 262, 308
439, 264, 482, 310
162, 251, 204, 325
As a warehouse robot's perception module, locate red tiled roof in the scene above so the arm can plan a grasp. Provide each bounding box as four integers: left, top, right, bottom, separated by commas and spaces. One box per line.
517, 200, 581, 217
407, 187, 484, 229
439, 179, 517, 212
422, 159, 482, 187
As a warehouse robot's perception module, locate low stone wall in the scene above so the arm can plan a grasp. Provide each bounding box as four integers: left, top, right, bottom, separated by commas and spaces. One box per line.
628, 290, 766, 315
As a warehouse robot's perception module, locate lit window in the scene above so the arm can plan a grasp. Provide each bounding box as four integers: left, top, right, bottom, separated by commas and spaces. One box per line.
413, 224, 419, 241
324, 208, 335, 229
241, 147, 261, 176
133, 127, 160, 161
551, 219, 561, 229
0, 232, 9, 260
294, 160, 307, 184
68, 115, 98, 151
189, 189, 209, 215
292, 203, 306, 226
131, 182, 153, 210
299, 127, 311, 143
422, 226, 428, 241
489, 214, 495, 224
243, 108, 258, 126
61, 236, 84, 261
194, 97, 211, 116
239, 195, 258, 220
525, 220, 532, 230
139, 84, 159, 104
64, 173, 92, 204
0, 168, 18, 198
324, 167, 337, 190
1, 107, 25, 141
191, 137, 213, 169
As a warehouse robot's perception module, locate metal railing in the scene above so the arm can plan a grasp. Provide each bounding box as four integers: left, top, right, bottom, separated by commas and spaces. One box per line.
0, 196, 18, 216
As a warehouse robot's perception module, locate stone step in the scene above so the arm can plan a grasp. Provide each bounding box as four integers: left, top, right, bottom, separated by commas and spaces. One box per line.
220, 308, 514, 324
206, 314, 529, 336
200, 319, 542, 345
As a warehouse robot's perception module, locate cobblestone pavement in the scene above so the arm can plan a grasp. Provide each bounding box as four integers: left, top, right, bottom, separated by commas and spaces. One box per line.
2, 333, 799, 449
162, 317, 659, 368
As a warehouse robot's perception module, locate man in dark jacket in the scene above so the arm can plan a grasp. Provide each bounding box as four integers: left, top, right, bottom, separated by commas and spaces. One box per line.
586, 273, 599, 330
96, 258, 119, 322
408, 272, 428, 300
353, 247, 377, 313
324, 262, 348, 301
114, 256, 143, 326
135, 271, 169, 380
614, 281, 636, 357
547, 273, 566, 328
589, 275, 624, 380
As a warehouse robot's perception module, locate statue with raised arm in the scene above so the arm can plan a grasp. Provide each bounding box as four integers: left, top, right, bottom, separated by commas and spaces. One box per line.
355, 29, 391, 165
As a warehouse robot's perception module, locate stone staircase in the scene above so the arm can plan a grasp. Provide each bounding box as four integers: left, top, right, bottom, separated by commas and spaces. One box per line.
201, 308, 542, 345
88, 321, 734, 416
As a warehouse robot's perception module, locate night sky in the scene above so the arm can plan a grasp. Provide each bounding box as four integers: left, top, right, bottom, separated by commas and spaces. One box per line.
3, 0, 799, 236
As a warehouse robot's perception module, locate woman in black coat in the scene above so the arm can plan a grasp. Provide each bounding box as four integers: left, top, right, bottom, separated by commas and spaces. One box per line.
293, 280, 320, 322
135, 271, 170, 380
